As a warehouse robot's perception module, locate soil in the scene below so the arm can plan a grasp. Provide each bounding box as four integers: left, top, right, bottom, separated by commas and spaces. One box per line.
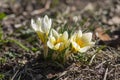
0, 0, 120, 80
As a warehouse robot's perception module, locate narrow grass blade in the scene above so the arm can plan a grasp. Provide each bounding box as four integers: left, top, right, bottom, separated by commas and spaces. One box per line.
9, 39, 29, 51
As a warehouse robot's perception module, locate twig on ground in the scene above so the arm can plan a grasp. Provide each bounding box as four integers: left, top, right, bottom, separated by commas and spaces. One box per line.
11, 70, 19, 80
95, 61, 106, 69
55, 71, 67, 80
31, 0, 51, 16
103, 68, 108, 80
89, 54, 96, 65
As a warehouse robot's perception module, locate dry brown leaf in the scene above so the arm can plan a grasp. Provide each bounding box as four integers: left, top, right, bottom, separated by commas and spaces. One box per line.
95, 27, 111, 41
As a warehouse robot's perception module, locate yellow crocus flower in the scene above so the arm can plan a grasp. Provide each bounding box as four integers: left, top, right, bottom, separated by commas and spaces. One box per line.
70, 30, 95, 52
47, 29, 69, 51
31, 15, 52, 43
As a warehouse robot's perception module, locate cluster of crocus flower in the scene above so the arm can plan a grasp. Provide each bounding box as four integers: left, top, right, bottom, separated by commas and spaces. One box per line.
47, 29, 69, 51
31, 15, 95, 61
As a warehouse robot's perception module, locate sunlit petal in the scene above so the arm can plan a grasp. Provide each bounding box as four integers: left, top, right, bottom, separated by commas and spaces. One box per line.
77, 30, 82, 38
31, 19, 38, 31
47, 41, 54, 49
81, 32, 92, 42
54, 43, 61, 50
80, 46, 90, 52
49, 36, 56, 44
51, 29, 59, 39
72, 42, 80, 51
62, 31, 68, 41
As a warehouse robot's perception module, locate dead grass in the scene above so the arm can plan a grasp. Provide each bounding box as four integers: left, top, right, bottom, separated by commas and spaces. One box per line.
0, 0, 120, 80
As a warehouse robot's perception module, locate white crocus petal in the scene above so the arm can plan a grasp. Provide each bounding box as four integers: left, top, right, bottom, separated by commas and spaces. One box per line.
44, 15, 52, 29
36, 18, 44, 33
49, 36, 56, 44
70, 34, 76, 42
31, 19, 38, 31
62, 31, 68, 41
42, 18, 48, 33
79, 46, 90, 52
89, 42, 95, 45
77, 30, 82, 38
47, 41, 54, 49
37, 15, 51, 34
51, 29, 59, 39
72, 42, 81, 51
81, 32, 92, 42
44, 15, 49, 21
49, 19, 52, 28
37, 18, 42, 26
54, 43, 61, 50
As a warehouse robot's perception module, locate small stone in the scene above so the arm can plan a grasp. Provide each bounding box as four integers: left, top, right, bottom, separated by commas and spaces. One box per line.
102, 16, 107, 23
115, 5, 120, 13
15, 24, 22, 28
47, 73, 54, 79
112, 16, 120, 24
84, 3, 95, 11
35, 74, 43, 80
108, 20, 114, 25
102, 11, 108, 15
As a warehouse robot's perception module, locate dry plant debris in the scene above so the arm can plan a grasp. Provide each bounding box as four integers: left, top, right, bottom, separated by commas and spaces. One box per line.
0, 0, 120, 80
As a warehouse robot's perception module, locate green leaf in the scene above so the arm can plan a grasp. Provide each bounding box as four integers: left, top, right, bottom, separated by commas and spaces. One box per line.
0, 57, 7, 64
0, 73, 4, 80
0, 12, 6, 20
9, 39, 29, 51
0, 25, 3, 40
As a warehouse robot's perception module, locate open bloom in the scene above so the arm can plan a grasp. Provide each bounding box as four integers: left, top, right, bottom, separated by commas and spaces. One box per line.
47, 29, 69, 51
31, 15, 52, 43
70, 30, 95, 53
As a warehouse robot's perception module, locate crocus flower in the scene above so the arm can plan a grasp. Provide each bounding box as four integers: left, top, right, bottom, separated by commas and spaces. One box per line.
70, 30, 95, 53
47, 29, 69, 51
31, 15, 52, 43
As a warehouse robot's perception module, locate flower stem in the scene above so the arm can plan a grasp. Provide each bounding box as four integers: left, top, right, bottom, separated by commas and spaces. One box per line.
43, 43, 48, 59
